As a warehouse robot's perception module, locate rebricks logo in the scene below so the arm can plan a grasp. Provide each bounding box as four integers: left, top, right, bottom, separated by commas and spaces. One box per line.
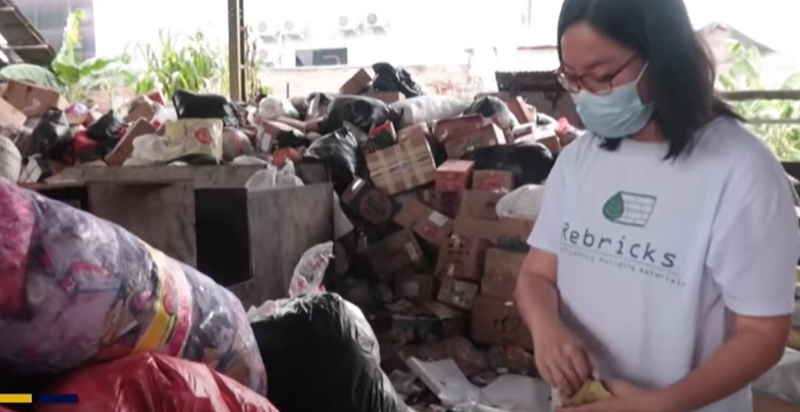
561, 222, 677, 269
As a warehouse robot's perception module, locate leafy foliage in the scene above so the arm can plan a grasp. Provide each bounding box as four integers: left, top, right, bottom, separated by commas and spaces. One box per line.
717, 42, 800, 160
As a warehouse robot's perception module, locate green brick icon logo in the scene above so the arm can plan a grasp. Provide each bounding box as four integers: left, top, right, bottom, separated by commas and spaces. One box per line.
602, 191, 657, 227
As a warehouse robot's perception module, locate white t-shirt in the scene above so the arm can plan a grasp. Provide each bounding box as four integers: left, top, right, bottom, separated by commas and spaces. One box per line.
528, 117, 800, 412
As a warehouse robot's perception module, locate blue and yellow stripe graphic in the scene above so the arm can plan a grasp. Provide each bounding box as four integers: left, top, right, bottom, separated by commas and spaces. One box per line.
0, 393, 78, 404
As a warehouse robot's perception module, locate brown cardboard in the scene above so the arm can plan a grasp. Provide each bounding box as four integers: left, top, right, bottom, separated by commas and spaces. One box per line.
0, 97, 27, 129
395, 274, 437, 301
2, 80, 69, 118
432, 114, 488, 143
471, 295, 532, 349
398, 122, 430, 143
393, 198, 453, 245
453, 216, 535, 246
340, 68, 373, 94
365, 132, 437, 195
124, 100, 157, 123
506, 96, 537, 124
367, 91, 405, 104
366, 230, 426, 282
459, 190, 504, 220
482, 248, 526, 300
435, 234, 491, 281
472, 170, 514, 193
435, 160, 474, 193
444, 123, 506, 159
437, 278, 480, 310
342, 178, 396, 226
104, 119, 158, 165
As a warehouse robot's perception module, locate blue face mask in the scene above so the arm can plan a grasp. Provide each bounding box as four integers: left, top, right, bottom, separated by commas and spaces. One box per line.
571, 64, 654, 139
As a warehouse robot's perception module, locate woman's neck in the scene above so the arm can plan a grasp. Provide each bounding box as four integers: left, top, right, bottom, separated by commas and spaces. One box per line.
630, 120, 662, 143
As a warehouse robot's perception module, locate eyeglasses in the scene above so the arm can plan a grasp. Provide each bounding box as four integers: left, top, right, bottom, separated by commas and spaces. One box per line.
557, 54, 639, 95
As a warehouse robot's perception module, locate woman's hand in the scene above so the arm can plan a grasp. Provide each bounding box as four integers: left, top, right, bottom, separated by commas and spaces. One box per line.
558, 380, 672, 412
533, 322, 593, 395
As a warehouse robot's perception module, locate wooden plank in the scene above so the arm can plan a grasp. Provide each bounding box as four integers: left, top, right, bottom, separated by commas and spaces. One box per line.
719, 90, 800, 101
247, 183, 334, 301
87, 182, 198, 267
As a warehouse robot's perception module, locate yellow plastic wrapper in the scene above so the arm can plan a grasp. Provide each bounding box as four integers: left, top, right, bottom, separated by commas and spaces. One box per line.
559, 380, 612, 407
162, 118, 224, 161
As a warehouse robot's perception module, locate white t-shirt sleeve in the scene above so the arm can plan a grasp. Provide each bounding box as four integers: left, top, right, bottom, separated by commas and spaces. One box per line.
707, 149, 800, 317
527, 151, 569, 254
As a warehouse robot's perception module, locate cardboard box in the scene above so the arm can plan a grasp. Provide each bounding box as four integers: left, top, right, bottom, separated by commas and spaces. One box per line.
3, 81, 69, 118
398, 123, 430, 143
453, 216, 535, 247
375, 300, 467, 346
506, 96, 537, 124
432, 114, 487, 143
395, 274, 437, 301
435, 160, 474, 193
104, 119, 158, 165
482, 248, 526, 300
437, 278, 480, 310
124, 99, 158, 123
473, 170, 514, 193
365, 132, 436, 195
393, 199, 453, 245
342, 178, 396, 226
0, 97, 27, 129
364, 120, 397, 154
367, 91, 405, 104
340, 68, 373, 94
471, 295, 532, 349
444, 123, 506, 159
435, 234, 491, 281
459, 190, 503, 220
366, 230, 426, 282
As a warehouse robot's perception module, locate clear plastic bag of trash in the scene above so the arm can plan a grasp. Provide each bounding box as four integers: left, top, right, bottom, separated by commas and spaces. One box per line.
258, 96, 300, 121
244, 161, 304, 191
390, 95, 472, 129
288, 241, 333, 298
0, 181, 267, 394
0, 135, 22, 183
495, 184, 547, 221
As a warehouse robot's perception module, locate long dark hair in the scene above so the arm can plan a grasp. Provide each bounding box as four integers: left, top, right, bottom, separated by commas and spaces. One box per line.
557, 0, 742, 159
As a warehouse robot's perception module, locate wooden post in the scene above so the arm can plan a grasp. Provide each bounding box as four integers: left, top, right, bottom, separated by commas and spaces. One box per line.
227, 0, 245, 101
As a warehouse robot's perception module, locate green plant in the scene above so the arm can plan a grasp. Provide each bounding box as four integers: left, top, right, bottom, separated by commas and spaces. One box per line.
128, 30, 226, 99
717, 42, 800, 160
51, 9, 118, 103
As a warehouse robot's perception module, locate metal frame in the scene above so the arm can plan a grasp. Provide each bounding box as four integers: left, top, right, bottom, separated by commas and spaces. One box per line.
227, 0, 245, 101
719, 90, 800, 125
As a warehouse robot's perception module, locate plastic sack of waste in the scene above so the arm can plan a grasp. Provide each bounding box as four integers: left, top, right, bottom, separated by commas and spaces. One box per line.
258, 96, 300, 121
461, 141, 554, 186
222, 127, 255, 161
495, 184, 546, 221
0, 181, 267, 394
251, 293, 407, 412
463, 96, 519, 132
371, 62, 427, 98
244, 162, 304, 191
304, 126, 362, 193
86, 110, 124, 153
753, 348, 800, 405
0, 135, 22, 183
172, 89, 240, 128
288, 242, 333, 298
35, 353, 278, 412
30, 109, 72, 161
390, 95, 472, 129
306, 92, 336, 119
161, 119, 224, 162
318, 95, 398, 135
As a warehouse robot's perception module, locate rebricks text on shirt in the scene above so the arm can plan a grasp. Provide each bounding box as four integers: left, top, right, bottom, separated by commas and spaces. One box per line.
562, 222, 677, 269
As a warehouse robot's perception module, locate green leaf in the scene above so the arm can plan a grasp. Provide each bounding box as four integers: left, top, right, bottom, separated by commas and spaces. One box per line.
602, 193, 625, 222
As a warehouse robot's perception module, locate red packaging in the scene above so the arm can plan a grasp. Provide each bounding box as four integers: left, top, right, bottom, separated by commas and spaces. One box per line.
472, 170, 514, 192
435, 160, 474, 193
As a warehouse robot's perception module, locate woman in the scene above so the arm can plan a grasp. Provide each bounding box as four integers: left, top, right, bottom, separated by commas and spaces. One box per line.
515, 0, 799, 411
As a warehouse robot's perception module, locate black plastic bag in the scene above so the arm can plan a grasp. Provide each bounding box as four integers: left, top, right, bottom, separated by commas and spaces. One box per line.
251, 293, 407, 412
306, 92, 336, 119
318, 95, 398, 135
304, 127, 362, 193
371, 62, 427, 98
31, 109, 73, 161
461, 141, 555, 186
272, 129, 311, 151
86, 110, 124, 152
172, 89, 240, 128
463, 96, 519, 131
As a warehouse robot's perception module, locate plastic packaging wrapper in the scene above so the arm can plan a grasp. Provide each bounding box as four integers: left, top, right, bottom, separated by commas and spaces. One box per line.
251, 293, 407, 412
463, 96, 519, 132
288, 242, 333, 298
30, 109, 72, 161
371, 62, 427, 98
461, 141, 554, 186
72, 127, 104, 163
0, 181, 266, 394
36, 353, 278, 412
304, 126, 362, 193
86, 110, 123, 152
222, 127, 255, 161
244, 162, 304, 192
172, 89, 240, 128
495, 184, 546, 221
161, 119, 224, 162
391, 96, 472, 129
318, 95, 398, 135
258, 97, 300, 121
0, 135, 22, 183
